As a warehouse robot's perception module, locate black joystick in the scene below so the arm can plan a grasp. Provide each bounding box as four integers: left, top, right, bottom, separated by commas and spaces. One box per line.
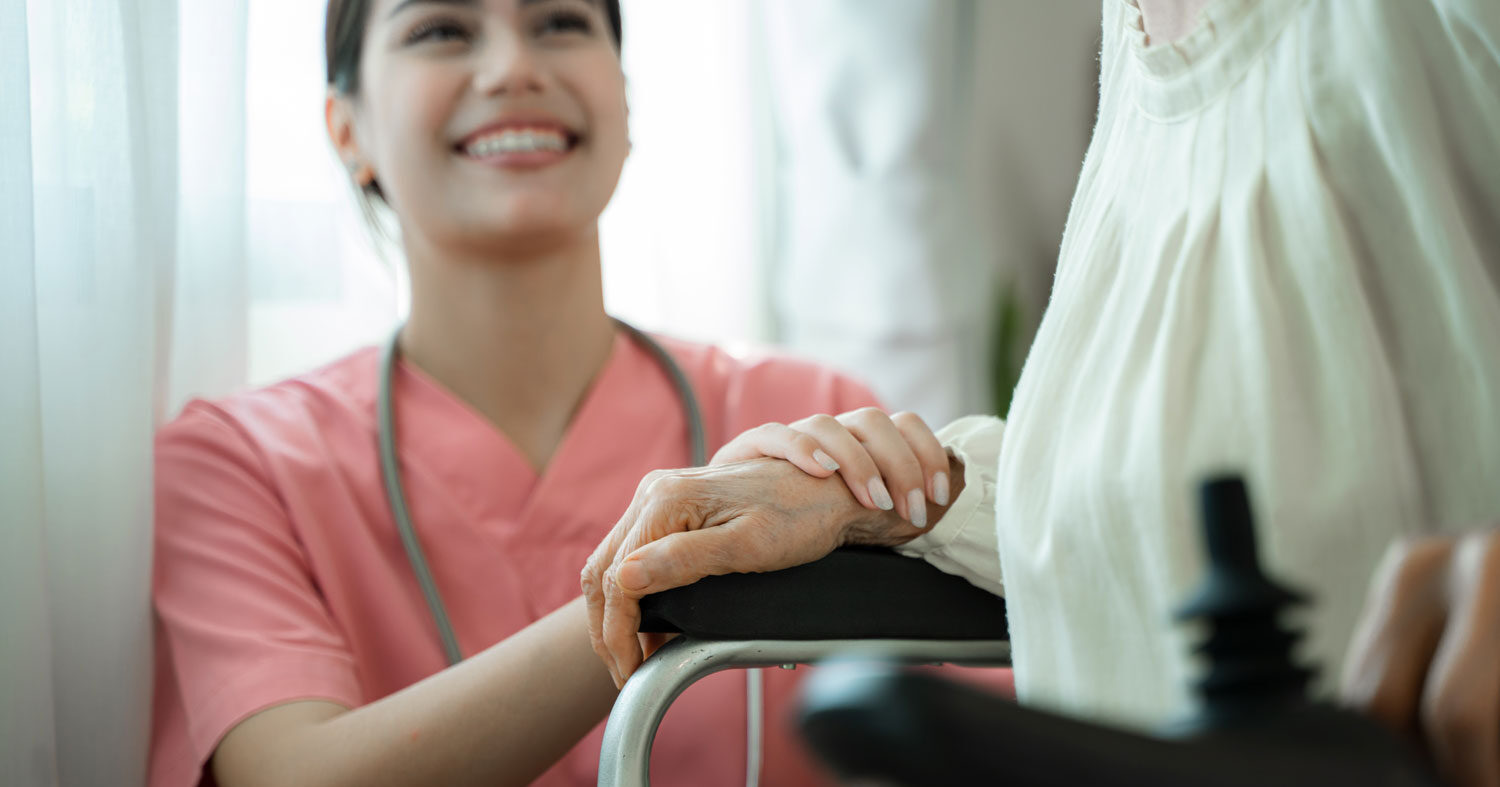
1170, 475, 1315, 733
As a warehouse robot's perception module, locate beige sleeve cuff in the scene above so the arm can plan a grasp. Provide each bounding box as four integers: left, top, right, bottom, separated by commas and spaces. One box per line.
894, 415, 1005, 596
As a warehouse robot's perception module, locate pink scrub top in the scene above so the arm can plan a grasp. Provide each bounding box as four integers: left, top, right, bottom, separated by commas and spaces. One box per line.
149, 332, 882, 787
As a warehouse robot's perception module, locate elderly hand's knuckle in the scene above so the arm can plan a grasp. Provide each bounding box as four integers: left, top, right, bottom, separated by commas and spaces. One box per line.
639, 475, 683, 505
636, 469, 667, 495
659, 473, 697, 497
656, 505, 696, 537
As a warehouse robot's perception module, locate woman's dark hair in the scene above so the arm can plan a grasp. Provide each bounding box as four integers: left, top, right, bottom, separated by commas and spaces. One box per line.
325, 0, 623, 95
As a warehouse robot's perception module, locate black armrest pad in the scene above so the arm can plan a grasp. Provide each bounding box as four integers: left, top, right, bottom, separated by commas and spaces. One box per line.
638, 547, 1007, 640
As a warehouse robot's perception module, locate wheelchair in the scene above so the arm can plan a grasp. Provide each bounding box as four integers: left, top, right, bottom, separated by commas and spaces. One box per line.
598, 477, 1443, 786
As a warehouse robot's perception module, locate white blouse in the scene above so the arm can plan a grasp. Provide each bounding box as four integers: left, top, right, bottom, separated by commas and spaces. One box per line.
900, 0, 1500, 728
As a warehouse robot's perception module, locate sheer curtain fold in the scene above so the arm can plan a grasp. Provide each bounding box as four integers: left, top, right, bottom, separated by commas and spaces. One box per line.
2, 0, 226, 784
2, 1, 59, 784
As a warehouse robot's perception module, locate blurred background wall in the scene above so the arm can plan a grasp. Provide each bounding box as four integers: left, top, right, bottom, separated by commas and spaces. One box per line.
754, 0, 1098, 423
1, 1, 1098, 783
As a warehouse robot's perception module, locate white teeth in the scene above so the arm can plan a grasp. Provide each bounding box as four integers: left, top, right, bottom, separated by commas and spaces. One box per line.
465, 129, 569, 157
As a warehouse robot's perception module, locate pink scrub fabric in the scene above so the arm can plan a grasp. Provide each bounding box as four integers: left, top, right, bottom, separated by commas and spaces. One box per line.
150, 332, 884, 787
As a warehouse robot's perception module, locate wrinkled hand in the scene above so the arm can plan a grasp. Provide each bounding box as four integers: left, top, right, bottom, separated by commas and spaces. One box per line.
711, 408, 951, 528
581, 458, 924, 687
1341, 528, 1500, 787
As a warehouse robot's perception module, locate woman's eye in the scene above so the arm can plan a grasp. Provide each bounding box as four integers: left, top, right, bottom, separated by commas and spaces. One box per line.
535, 10, 594, 37
405, 18, 472, 46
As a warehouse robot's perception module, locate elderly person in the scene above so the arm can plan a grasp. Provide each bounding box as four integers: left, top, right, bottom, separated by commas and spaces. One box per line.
583, 1, 1500, 785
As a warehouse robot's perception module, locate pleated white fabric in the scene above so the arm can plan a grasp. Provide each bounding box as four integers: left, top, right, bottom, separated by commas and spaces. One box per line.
905, 0, 1500, 728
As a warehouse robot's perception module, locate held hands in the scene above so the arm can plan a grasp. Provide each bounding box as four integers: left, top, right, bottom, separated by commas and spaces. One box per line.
711, 408, 953, 527
1341, 529, 1500, 787
582, 408, 954, 686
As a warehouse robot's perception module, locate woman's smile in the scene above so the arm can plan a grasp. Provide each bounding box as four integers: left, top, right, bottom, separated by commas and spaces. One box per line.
456, 116, 582, 171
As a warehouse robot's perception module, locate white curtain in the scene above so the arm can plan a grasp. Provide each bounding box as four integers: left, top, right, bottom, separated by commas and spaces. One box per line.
4, 0, 181, 784
1, 2, 58, 781
2, 0, 258, 783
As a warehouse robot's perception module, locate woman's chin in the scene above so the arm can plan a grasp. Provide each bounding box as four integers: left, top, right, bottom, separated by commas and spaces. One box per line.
455, 220, 593, 259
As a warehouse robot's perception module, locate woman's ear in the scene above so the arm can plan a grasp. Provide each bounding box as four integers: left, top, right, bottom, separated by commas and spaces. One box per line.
326, 90, 375, 186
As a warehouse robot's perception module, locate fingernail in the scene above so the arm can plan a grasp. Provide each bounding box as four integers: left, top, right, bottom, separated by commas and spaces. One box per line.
908, 489, 927, 529
618, 561, 651, 591
868, 477, 894, 510
813, 449, 840, 472
933, 472, 950, 507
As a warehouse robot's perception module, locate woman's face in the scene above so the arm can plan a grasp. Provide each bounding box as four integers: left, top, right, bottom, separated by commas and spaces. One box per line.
337, 0, 628, 256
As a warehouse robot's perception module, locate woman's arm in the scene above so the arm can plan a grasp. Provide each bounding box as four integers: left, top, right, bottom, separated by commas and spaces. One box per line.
211, 596, 615, 787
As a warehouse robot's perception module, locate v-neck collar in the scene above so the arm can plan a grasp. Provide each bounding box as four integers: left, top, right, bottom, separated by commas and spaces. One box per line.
389, 330, 686, 525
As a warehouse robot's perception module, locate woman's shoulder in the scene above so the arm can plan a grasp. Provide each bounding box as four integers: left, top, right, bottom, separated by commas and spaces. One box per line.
651, 333, 883, 419
158, 346, 381, 461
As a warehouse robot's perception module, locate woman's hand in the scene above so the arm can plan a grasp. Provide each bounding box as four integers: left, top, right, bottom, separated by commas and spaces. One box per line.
580, 458, 947, 687
1341, 528, 1500, 787
711, 408, 951, 529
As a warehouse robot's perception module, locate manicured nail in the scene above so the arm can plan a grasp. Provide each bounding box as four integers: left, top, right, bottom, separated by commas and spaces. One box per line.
908, 489, 927, 528
868, 477, 894, 511
933, 472, 950, 507
813, 449, 840, 472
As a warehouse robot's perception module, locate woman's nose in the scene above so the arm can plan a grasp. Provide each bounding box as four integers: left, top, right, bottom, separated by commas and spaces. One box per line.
473, 34, 545, 96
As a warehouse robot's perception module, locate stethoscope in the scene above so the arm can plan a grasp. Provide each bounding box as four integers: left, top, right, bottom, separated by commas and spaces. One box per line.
375, 320, 764, 785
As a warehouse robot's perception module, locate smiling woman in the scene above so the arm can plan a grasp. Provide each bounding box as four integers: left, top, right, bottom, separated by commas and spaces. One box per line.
148, 1, 890, 786
323, 0, 622, 217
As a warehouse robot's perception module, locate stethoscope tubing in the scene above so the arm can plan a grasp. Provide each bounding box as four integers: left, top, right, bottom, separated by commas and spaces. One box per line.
376, 318, 765, 784
377, 319, 708, 666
